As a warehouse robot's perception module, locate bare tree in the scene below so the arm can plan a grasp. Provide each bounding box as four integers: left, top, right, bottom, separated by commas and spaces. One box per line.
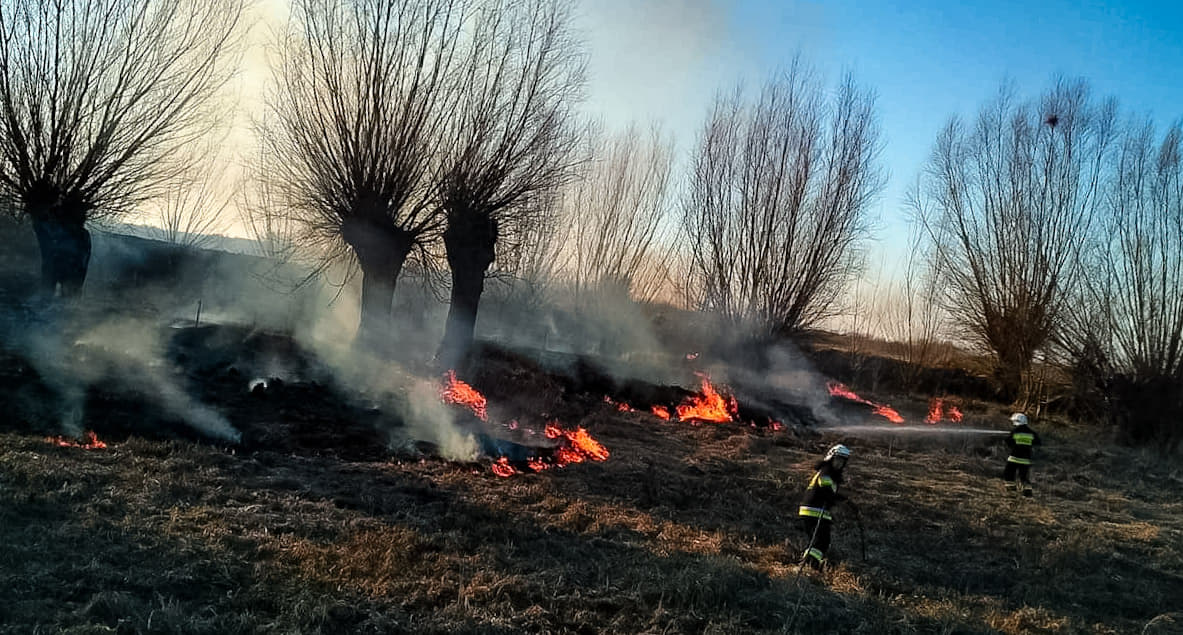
240, 175, 299, 262
146, 141, 236, 250
563, 122, 676, 303
1105, 121, 1183, 382
239, 139, 302, 263
0, 0, 244, 297
489, 184, 567, 303
1060, 119, 1183, 448
682, 62, 884, 336
260, 0, 462, 347
479, 184, 567, 343
915, 79, 1118, 400
434, 0, 584, 368
884, 186, 952, 372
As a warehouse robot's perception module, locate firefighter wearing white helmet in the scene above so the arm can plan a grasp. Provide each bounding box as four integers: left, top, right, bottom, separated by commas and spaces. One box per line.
1004, 413, 1041, 496
797, 444, 851, 570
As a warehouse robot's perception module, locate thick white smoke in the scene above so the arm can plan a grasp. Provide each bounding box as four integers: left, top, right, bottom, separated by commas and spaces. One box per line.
14, 313, 241, 442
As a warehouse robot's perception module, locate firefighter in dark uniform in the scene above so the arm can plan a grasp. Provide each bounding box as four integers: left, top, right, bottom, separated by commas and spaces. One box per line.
798, 444, 851, 570
1004, 412, 1041, 496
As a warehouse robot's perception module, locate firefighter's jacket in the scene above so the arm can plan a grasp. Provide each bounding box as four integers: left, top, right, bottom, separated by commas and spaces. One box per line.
1005, 424, 1042, 465
798, 462, 844, 521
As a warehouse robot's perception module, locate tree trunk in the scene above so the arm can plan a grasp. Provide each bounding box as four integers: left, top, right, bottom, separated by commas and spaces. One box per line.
30, 216, 91, 299
993, 345, 1028, 405
343, 218, 413, 351
438, 212, 497, 370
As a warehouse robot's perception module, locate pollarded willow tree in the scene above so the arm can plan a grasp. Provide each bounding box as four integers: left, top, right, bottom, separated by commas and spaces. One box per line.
682, 62, 884, 336
1060, 119, 1183, 448
434, 0, 585, 368
0, 0, 244, 297
261, 0, 463, 346
915, 79, 1118, 400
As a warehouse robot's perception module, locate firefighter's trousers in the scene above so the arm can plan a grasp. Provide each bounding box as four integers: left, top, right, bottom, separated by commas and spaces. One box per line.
799, 516, 832, 569
1003, 461, 1033, 496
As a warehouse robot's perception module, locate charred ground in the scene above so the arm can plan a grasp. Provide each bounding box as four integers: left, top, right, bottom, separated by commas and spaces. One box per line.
1, 320, 1181, 634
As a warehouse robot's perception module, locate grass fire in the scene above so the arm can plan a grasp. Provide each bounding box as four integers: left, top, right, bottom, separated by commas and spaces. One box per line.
0, 1, 1181, 633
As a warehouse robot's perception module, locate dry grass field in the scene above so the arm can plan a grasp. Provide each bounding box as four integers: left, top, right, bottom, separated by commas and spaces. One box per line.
2, 335, 1181, 634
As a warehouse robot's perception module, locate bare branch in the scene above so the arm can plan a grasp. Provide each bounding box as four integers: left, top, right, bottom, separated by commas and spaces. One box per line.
144, 138, 236, 249
0, 0, 244, 294
0, 0, 245, 218
915, 78, 1118, 399
682, 61, 885, 336
561, 121, 675, 303
435, 0, 585, 365
260, 0, 466, 343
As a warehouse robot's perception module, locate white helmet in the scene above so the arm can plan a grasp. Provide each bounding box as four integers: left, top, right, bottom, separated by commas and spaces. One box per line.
824, 444, 852, 462
1010, 412, 1028, 427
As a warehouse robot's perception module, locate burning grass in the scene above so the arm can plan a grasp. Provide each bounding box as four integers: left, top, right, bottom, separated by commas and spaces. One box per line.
827, 381, 905, 423
2, 401, 1182, 633
0, 328, 1180, 633
675, 375, 739, 423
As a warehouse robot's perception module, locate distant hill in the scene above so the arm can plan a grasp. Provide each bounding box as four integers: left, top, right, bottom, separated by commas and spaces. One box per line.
103, 223, 265, 257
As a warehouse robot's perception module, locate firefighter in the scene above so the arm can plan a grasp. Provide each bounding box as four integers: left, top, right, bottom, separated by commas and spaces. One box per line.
798, 444, 850, 571
1003, 412, 1041, 496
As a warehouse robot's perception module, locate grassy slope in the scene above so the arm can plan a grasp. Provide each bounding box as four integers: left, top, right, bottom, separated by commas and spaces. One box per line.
2, 398, 1181, 634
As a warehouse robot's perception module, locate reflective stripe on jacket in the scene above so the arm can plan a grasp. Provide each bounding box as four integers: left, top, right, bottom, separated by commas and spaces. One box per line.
800, 462, 842, 517
798, 505, 833, 520
1005, 424, 1041, 463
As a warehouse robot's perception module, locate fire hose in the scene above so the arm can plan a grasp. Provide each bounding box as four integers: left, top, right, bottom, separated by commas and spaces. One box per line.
787, 500, 869, 631
786, 504, 826, 631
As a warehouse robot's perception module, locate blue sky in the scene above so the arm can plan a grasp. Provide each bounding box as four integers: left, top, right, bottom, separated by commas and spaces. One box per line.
580, 0, 1183, 269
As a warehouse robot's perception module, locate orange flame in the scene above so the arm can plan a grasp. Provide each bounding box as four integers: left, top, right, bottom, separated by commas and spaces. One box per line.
827, 381, 905, 424
872, 405, 905, 424
562, 426, 610, 462
440, 370, 487, 421
675, 376, 737, 423
491, 422, 610, 477
603, 396, 634, 412
827, 382, 873, 406
438, 373, 609, 478
491, 457, 517, 477
651, 405, 671, 420
47, 431, 107, 450
924, 398, 965, 424
925, 399, 942, 424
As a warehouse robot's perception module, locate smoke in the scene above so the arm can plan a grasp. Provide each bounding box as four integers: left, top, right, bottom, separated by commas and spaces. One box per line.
296, 309, 480, 461
400, 378, 479, 461
17, 321, 88, 438
704, 340, 842, 425
12, 311, 241, 442
479, 278, 663, 356
473, 270, 848, 428
2, 208, 846, 457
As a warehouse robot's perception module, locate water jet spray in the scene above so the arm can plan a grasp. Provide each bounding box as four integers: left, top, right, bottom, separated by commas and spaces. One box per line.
825, 424, 1009, 437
